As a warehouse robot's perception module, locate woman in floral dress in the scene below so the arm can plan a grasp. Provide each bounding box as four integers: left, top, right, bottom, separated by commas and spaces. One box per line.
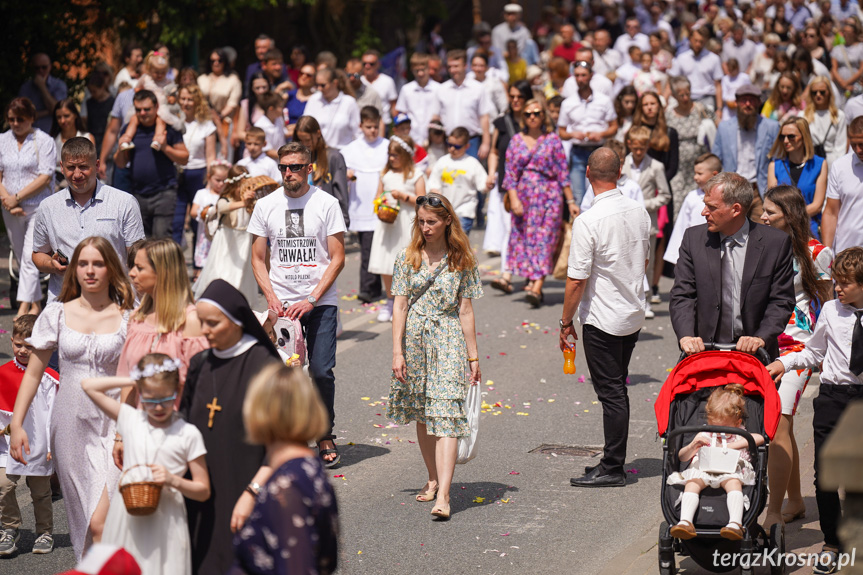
503, 99, 576, 307
388, 193, 482, 521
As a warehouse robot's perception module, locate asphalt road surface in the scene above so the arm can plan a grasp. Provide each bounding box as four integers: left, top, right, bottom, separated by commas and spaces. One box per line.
0, 230, 821, 574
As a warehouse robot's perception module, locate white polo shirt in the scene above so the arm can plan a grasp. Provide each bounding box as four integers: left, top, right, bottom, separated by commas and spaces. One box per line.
561, 73, 614, 99
557, 90, 617, 146
362, 73, 398, 124
670, 49, 724, 100
429, 78, 495, 136
396, 79, 440, 145
302, 91, 361, 149
826, 151, 863, 252
568, 189, 651, 336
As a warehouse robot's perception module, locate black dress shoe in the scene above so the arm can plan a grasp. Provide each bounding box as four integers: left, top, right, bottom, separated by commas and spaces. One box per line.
570, 472, 626, 487
584, 463, 599, 474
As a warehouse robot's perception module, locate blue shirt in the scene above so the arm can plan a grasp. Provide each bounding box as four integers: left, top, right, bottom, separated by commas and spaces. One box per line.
285, 90, 307, 126
121, 122, 183, 195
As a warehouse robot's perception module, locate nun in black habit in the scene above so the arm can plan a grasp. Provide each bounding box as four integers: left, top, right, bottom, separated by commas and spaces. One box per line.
181, 279, 280, 575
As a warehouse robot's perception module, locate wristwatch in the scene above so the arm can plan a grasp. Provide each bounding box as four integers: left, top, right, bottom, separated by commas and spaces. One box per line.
246, 482, 261, 497
559, 318, 573, 329
307, 295, 317, 307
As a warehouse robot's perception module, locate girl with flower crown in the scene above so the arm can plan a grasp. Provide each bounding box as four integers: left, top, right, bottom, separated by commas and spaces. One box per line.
83, 352, 210, 575
192, 165, 258, 302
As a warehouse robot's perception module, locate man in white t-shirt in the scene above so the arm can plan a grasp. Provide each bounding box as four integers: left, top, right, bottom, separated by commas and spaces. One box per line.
823, 116, 863, 252
361, 50, 398, 125
248, 141, 347, 467
670, 27, 724, 119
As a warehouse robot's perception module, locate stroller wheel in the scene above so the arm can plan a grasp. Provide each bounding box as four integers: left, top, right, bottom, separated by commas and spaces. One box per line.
658, 522, 677, 575
769, 524, 786, 575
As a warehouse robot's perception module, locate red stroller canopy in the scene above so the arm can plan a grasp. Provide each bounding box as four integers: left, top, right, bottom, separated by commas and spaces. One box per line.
654, 351, 781, 439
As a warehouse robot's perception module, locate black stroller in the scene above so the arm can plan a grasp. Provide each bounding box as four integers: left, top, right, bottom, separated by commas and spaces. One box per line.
654, 345, 785, 575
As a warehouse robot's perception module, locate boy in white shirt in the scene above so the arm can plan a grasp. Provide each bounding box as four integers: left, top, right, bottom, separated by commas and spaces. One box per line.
428, 126, 488, 234
237, 127, 282, 182
340, 106, 389, 302
664, 153, 722, 266
0, 315, 59, 556
253, 91, 286, 160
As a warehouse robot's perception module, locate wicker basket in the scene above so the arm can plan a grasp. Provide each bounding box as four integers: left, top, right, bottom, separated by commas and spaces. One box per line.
376, 203, 400, 223
119, 464, 163, 516
241, 175, 281, 213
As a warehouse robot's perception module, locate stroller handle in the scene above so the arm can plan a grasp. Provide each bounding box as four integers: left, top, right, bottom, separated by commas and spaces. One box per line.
665, 425, 761, 461
677, 343, 772, 366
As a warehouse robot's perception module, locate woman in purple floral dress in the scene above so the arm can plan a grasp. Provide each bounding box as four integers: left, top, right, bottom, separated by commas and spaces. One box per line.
503, 99, 577, 307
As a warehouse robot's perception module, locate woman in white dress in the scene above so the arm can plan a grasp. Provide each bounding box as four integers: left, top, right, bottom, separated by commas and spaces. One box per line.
192, 165, 257, 301
368, 136, 426, 322
9, 236, 136, 560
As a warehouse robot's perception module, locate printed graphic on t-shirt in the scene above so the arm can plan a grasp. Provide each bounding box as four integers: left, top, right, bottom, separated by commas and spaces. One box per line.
285, 209, 305, 238
441, 168, 467, 185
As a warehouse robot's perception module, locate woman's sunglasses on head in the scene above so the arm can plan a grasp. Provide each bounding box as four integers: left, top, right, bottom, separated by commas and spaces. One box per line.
416, 196, 444, 208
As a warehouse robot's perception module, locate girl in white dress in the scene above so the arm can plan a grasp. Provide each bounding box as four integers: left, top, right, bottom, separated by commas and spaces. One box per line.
192, 165, 257, 301
667, 384, 765, 541
190, 163, 228, 277
83, 353, 210, 575
367, 136, 426, 322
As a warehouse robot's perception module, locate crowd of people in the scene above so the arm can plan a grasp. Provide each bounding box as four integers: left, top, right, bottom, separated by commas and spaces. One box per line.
1, 0, 863, 573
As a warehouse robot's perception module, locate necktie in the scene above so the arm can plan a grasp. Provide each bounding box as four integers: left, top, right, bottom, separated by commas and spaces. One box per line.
718, 237, 737, 343
851, 310, 863, 377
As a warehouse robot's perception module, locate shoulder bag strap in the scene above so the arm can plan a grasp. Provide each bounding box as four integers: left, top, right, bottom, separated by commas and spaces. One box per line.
408, 259, 447, 309
503, 114, 517, 139
816, 121, 834, 148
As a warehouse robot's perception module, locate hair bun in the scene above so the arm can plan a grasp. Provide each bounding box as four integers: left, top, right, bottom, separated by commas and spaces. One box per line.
725, 383, 745, 396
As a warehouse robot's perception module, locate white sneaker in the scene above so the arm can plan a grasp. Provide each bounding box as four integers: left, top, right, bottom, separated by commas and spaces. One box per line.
377, 299, 394, 322
650, 292, 662, 304
645, 303, 655, 319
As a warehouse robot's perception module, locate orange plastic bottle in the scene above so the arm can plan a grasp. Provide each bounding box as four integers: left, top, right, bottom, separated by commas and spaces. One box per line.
563, 343, 576, 374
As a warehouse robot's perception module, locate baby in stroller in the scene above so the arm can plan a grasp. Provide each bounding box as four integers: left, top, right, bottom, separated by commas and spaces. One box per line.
668, 384, 765, 541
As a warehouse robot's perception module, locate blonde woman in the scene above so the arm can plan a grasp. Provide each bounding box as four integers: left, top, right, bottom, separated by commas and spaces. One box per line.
116, 238, 206, 409
767, 117, 827, 239
389, 193, 482, 520
800, 76, 848, 167
367, 136, 426, 322
177, 84, 217, 247
233, 363, 339, 574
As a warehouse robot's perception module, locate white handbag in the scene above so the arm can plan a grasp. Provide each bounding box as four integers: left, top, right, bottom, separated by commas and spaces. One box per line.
456, 383, 480, 464
697, 434, 740, 474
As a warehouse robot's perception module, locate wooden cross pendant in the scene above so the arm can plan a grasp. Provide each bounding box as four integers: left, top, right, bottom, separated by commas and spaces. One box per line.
206, 397, 222, 428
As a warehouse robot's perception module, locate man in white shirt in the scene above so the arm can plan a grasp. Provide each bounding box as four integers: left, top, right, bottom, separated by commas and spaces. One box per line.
722, 23, 758, 74
642, 3, 676, 45
613, 18, 652, 64
302, 68, 361, 149
560, 148, 650, 488
491, 4, 533, 56
823, 116, 863, 252
670, 27, 724, 119
396, 53, 440, 146
361, 50, 398, 125
429, 49, 494, 160
558, 62, 619, 204
248, 141, 346, 466
561, 48, 615, 99
591, 30, 623, 77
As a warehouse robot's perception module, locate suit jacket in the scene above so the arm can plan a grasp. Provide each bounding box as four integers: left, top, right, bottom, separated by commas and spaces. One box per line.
669, 220, 795, 359
711, 116, 779, 194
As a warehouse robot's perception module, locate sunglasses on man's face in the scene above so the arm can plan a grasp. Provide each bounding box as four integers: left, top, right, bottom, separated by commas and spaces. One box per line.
278, 163, 309, 173
347, 73, 361, 80
416, 196, 444, 208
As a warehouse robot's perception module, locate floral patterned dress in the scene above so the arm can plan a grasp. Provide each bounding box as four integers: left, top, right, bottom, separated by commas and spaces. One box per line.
666, 104, 708, 219
503, 132, 569, 280
387, 250, 483, 438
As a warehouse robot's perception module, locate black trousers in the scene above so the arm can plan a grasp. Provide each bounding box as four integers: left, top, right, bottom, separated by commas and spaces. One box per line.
813, 384, 863, 548
582, 324, 640, 475
357, 230, 382, 298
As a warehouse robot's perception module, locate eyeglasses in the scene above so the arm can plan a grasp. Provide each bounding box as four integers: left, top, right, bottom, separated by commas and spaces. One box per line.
133, 107, 153, 114
524, 110, 543, 118
447, 141, 465, 149
278, 163, 309, 173
140, 394, 177, 409
779, 133, 799, 141
416, 196, 444, 207
812, 89, 828, 96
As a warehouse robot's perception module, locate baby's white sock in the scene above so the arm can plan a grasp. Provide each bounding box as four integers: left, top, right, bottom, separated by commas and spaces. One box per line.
679, 491, 699, 524
727, 490, 744, 526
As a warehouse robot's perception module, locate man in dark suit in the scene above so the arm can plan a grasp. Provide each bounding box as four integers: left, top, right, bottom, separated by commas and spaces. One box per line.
670, 172, 795, 359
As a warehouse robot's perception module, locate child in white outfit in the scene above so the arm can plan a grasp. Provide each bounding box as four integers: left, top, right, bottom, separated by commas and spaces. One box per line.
667, 384, 765, 541
83, 353, 210, 575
